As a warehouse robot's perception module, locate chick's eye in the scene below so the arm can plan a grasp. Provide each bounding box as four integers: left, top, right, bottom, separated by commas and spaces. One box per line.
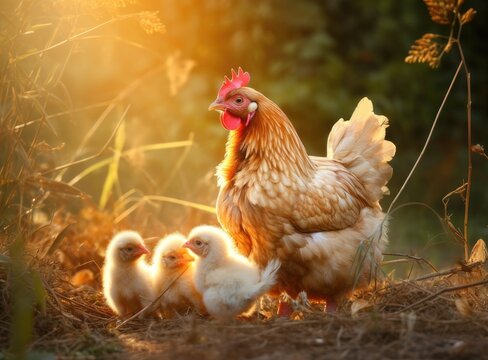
168, 255, 176, 261
235, 98, 243, 104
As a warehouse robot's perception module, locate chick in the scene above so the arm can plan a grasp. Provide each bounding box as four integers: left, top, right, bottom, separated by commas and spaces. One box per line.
184, 225, 280, 321
103, 230, 153, 317
152, 233, 205, 317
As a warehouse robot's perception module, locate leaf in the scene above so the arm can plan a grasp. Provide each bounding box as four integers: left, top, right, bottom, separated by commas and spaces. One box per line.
0, 254, 11, 264
400, 311, 417, 334
468, 239, 487, 264
68, 158, 112, 186
46, 223, 74, 257
405, 33, 442, 69
423, 0, 457, 25
166, 51, 195, 95
99, 121, 126, 210
455, 297, 472, 316
26, 351, 57, 360
30, 270, 47, 315
70, 269, 94, 287
26, 176, 89, 199
69, 139, 192, 186
29, 23, 53, 31
137, 11, 165, 35
460, 8, 477, 24
351, 299, 371, 316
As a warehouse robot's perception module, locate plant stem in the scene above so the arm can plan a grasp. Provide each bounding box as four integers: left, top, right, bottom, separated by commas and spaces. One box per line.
456, 18, 472, 263
387, 61, 463, 214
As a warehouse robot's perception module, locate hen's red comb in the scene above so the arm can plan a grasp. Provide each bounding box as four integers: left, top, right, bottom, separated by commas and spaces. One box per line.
217, 67, 250, 99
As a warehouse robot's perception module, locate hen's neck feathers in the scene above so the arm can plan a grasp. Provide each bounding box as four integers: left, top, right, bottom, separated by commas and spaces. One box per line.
217, 92, 314, 186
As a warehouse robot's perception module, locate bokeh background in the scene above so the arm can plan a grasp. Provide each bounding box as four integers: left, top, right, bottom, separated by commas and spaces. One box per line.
2, 0, 487, 271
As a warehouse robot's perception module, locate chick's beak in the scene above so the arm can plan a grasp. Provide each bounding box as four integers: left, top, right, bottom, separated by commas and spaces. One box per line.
182, 241, 198, 255
178, 251, 195, 265
135, 244, 151, 256
208, 98, 226, 111
182, 241, 192, 250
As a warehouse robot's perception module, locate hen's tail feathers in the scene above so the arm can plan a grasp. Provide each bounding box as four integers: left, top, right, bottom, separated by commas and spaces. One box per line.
327, 97, 396, 204
252, 259, 281, 298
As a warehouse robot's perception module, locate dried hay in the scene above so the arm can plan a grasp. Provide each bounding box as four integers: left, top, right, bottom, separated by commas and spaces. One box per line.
1, 209, 487, 359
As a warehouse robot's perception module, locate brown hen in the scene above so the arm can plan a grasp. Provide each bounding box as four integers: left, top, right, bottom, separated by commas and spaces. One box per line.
209, 68, 396, 308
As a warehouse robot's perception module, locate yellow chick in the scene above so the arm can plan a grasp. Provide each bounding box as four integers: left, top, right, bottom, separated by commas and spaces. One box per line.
184, 225, 280, 321
152, 233, 205, 317
103, 230, 153, 317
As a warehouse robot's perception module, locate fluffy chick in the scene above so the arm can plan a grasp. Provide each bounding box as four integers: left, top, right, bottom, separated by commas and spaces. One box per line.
103, 230, 153, 317
152, 233, 205, 317
184, 225, 280, 321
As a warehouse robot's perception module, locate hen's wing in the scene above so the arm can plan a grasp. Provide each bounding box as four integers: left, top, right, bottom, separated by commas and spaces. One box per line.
289, 158, 369, 233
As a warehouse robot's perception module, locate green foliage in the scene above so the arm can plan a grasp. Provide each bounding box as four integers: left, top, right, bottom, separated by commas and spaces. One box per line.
8, 235, 34, 360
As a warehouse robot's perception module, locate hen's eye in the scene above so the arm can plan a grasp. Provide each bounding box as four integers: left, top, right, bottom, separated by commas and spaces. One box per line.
235, 98, 243, 104
195, 240, 203, 247
126, 247, 133, 252
168, 255, 176, 261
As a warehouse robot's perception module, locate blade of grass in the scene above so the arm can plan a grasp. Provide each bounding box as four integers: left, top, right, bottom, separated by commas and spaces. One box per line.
114, 194, 216, 223
68, 139, 193, 186
99, 120, 126, 210
45, 223, 74, 257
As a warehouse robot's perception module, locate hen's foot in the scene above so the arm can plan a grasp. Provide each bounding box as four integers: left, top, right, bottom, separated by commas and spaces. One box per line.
277, 299, 293, 317
323, 298, 337, 313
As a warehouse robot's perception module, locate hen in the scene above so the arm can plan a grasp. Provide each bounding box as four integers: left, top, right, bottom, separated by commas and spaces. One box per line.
152, 233, 205, 317
103, 231, 153, 317
209, 68, 396, 309
183, 225, 280, 321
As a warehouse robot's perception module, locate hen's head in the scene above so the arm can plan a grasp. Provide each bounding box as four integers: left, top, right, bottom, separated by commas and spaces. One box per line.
106, 230, 150, 264
183, 225, 233, 261
153, 233, 194, 270
209, 68, 259, 131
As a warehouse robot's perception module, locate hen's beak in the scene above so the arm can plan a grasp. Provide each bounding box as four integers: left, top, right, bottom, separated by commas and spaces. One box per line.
208, 98, 225, 111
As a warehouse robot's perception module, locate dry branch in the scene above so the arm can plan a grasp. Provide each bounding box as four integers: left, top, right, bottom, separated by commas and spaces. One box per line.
395, 278, 488, 313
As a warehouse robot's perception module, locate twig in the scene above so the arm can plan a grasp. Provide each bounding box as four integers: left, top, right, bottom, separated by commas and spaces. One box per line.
10, 15, 136, 63
160, 133, 195, 194
395, 278, 488, 314
383, 252, 438, 272
412, 261, 484, 282
40, 105, 129, 175
56, 63, 166, 181
14, 101, 112, 129
456, 19, 472, 262
115, 265, 189, 329
387, 61, 463, 214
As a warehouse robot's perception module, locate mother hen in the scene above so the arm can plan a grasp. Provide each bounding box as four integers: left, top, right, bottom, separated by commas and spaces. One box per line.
208, 68, 396, 310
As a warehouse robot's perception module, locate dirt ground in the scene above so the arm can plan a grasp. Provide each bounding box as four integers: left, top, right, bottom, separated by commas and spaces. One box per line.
5, 266, 486, 360
1, 210, 487, 359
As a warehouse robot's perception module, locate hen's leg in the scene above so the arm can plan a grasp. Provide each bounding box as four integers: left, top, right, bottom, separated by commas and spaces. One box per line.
276, 292, 295, 317
277, 298, 293, 317
323, 297, 337, 313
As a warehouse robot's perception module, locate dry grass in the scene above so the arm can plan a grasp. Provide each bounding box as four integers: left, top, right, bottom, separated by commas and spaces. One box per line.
1, 210, 487, 359
3, 272, 488, 359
